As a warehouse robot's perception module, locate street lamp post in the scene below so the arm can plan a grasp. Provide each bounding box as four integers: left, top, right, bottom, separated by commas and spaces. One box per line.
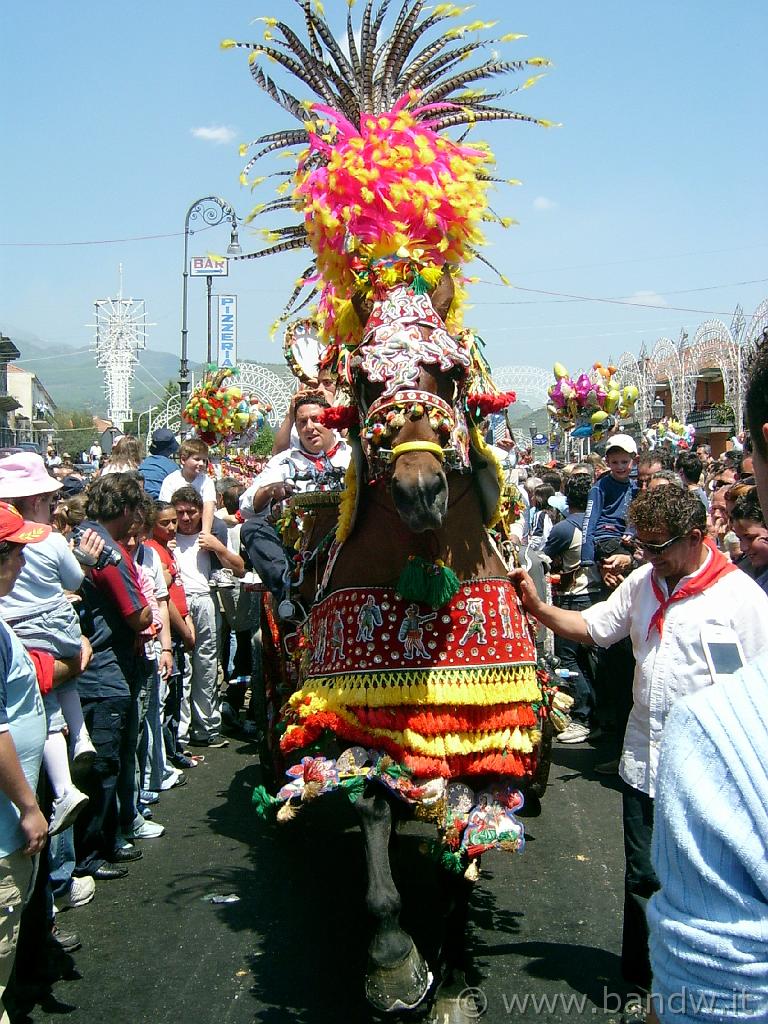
179, 196, 242, 417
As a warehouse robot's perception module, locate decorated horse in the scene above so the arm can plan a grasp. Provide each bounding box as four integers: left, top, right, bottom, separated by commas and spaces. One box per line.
225, 2, 559, 1015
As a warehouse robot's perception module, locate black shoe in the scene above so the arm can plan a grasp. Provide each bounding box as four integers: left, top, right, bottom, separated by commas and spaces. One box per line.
48, 924, 82, 953
112, 845, 143, 863
91, 864, 129, 880
188, 735, 229, 748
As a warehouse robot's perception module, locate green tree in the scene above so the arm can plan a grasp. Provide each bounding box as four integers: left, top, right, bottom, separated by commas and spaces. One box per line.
250, 424, 274, 457
53, 409, 99, 460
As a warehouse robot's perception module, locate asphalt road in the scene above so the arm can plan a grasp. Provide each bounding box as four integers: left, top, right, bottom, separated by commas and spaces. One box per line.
25, 734, 630, 1024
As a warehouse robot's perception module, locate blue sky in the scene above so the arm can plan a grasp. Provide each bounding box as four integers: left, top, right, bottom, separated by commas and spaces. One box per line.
2, 0, 766, 388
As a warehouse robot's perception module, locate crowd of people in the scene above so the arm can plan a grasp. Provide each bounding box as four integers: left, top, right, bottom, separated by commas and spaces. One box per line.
0, 428, 276, 1019
1, 361, 767, 1021
509, 352, 768, 1021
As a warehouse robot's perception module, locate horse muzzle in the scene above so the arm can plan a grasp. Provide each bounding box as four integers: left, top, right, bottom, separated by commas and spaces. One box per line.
391, 445, 449, 532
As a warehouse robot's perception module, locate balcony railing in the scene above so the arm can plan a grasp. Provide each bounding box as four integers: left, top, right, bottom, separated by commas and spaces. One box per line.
686, 407, 735, 430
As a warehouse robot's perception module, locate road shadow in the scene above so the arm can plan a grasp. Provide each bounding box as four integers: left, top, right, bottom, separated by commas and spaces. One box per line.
505, 939, 624, 1007
201, 747, 521, 1023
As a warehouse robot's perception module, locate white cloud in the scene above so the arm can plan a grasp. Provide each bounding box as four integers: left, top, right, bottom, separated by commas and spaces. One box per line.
191, 125, 237, 145
626, 290, 669, 308
533, 195, 558, 211
336, 26, 362, 59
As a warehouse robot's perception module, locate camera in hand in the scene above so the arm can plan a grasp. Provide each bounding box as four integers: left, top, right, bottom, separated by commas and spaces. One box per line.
72, 526, 122, 568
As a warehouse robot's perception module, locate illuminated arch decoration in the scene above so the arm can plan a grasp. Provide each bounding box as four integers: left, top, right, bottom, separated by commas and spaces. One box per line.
745, 299, 768, 363
615, 346, 657, 428
688, 319, 740, 424
491, 365, 553, 411
649, 337, 683, 418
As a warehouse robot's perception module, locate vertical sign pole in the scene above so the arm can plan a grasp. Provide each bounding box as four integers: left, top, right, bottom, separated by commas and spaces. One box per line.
206, 275, 213, 369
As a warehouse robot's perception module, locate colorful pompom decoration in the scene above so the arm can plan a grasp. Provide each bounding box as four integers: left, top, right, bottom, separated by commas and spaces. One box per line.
466, 391, 518, 421
317, 405, 360, 431
182, 367, 272, 446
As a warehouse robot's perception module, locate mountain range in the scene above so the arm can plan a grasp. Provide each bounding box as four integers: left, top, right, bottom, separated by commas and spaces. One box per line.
3, 327, 546, 426
3, 327, 289, 415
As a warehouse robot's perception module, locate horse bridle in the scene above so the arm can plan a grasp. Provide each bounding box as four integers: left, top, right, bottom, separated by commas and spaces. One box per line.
361, 388, 470, 480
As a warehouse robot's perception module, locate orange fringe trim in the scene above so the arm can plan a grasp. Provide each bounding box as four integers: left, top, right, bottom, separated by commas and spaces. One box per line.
280, 711, 536, 778
350, 703, 537, 735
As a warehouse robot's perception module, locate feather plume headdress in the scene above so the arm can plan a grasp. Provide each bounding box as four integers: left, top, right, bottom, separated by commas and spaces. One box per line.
223, 1, 556, 343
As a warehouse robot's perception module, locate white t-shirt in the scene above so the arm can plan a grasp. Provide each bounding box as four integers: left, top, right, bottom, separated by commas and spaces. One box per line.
138, 543, 169, 601
582, 551, 768, 797
159, 469, 216, 505
172, 532, 213, 598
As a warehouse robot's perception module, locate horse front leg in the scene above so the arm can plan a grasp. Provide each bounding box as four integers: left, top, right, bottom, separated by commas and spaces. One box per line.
356, 790, 432, 1013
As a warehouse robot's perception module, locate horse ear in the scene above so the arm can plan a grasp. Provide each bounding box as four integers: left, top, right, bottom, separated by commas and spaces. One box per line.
431, 266, 455, 321
351, 291, 373, 326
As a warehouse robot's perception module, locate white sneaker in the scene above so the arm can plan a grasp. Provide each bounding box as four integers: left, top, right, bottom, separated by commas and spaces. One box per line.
128, 819, 165, 840
160, 769, 184, 791
49, 789, 89, 836
56, 875, 96, 911
557, 721, 592, 744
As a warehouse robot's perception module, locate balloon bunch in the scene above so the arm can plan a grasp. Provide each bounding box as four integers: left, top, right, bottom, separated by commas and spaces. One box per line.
547, 362, 639, 440
648, 417, 695, 451
182, 368, 271, 447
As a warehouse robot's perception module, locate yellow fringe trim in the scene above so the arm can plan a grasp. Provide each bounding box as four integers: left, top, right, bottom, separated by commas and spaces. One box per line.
290, 698, 540, 756
295, 663, 539, 709
335, 459, 357, 543
469, 423, 505, 527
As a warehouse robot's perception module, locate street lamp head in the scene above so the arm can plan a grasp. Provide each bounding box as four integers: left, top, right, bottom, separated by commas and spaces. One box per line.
652, 397, 665, 418
227, 227, 242, 255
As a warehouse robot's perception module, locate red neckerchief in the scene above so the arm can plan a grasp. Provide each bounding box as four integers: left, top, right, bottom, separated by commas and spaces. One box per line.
302, 440, 340, 474
646, 539, 738, 639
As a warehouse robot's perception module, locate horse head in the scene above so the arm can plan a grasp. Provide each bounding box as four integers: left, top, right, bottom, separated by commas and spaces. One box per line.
350, 268, 471, 533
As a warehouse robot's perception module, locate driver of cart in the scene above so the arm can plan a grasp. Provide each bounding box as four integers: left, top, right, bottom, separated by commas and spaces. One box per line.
239, 395, 351, 615
271, 370, 339, 456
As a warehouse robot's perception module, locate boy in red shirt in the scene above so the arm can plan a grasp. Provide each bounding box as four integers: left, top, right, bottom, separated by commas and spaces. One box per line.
145, 503, 196, 769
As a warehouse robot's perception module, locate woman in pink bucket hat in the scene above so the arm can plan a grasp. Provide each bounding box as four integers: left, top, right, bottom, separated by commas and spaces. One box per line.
0, 454, 103, 846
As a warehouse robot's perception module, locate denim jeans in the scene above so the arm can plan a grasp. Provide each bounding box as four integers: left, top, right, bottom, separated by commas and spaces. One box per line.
74, 695, 130, 872
554, 592, 599, 724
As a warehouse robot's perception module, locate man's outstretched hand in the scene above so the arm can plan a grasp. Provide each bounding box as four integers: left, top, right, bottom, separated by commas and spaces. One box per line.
508, 568, 543, 618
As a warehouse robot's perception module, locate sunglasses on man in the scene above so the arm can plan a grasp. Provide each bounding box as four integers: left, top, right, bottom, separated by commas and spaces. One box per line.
637, 533, 688, 556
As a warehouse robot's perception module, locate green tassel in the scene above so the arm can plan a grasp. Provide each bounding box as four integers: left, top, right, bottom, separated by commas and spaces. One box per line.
422, 839, 465, 874
396, 556, 461, 609
251, 785, 278, 819
412, 269, 429, 294
340, 776, 366, 804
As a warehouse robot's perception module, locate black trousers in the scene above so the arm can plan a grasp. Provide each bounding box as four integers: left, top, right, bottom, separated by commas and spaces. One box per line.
74, 695, 130, 873
621, 782, 659, 991
240, 510, 290, 600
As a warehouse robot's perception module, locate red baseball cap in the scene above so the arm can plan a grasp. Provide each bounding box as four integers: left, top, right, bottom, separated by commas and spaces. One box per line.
0, 502, 51, 544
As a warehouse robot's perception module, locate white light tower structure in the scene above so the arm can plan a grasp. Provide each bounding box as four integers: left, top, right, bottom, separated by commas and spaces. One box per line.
89, 267, 153, 429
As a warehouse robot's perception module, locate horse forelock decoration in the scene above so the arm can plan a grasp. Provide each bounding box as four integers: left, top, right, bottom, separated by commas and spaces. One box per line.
228, 2, 555, 1015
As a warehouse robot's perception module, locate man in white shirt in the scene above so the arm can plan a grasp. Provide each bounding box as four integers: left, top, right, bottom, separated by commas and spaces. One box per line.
239, 395, 350, 616
172, 487, 244, 748
511, 485, 768, 995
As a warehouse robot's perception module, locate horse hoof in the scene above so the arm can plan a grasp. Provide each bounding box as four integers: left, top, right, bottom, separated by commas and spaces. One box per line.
365, 941, 433, 1013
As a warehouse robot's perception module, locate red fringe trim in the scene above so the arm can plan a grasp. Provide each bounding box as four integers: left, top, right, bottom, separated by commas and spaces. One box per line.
350, 703, 537, 735
466, 391, 517, 418
280, 711, 536, 779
